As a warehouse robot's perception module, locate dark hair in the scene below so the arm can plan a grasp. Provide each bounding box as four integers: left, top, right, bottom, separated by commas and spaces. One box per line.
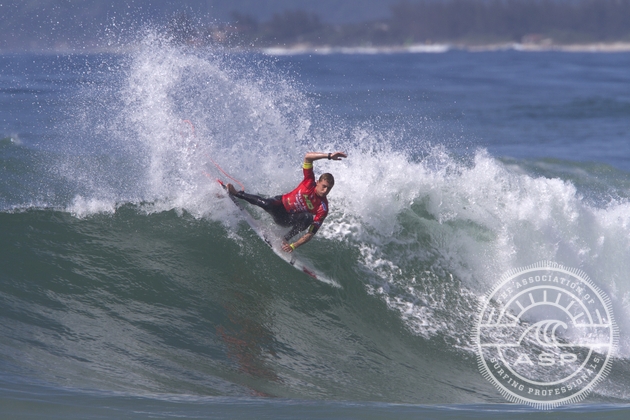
319, 173, 335, 186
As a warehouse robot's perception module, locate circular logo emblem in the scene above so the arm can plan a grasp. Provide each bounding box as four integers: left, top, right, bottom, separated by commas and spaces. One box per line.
474, 261, 617, 409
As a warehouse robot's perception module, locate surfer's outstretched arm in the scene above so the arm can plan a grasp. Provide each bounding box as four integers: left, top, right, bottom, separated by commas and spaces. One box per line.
304, 151, 347, 163
282, 232, 314, 253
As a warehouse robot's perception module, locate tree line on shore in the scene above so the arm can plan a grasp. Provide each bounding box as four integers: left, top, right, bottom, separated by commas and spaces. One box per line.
3, 0, 630, 51
186, 0, 630, 48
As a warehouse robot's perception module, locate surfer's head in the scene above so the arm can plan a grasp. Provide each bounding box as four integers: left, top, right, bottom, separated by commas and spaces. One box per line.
316, 173, 334, 197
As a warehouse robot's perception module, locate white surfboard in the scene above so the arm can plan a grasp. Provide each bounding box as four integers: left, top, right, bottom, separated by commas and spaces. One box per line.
218, 180, 341, 288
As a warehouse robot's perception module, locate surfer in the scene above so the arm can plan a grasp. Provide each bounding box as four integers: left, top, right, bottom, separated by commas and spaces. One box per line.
226, 151, 347, 252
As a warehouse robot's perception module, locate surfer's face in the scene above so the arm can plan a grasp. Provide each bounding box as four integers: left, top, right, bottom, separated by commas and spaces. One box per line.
315, 180, 333, 197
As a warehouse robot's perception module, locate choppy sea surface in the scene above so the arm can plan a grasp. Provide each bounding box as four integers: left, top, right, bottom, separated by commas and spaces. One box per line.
2, 36, 630, 418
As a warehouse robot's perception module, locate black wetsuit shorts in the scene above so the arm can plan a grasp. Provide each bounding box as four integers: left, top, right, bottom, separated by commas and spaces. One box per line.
234, 191, 314, 240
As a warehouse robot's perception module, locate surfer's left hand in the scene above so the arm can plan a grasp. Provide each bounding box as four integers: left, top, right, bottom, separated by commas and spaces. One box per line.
282, 242, 295, 253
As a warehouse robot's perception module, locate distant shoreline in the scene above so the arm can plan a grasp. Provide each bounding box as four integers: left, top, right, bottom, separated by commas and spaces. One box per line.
261, 41, 630, 55
3, 41, 630, 55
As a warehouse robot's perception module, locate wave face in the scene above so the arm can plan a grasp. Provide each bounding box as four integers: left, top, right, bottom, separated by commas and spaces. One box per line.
2, 35, 630, 405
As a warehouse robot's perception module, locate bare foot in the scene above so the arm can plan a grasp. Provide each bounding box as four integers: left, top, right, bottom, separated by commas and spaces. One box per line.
226, 183, 238, 195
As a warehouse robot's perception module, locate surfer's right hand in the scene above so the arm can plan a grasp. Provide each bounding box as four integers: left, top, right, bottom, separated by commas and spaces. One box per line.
329, 151, 347, 161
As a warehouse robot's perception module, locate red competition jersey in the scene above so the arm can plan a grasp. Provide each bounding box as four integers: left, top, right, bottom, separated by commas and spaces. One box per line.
281, 162, 328, 234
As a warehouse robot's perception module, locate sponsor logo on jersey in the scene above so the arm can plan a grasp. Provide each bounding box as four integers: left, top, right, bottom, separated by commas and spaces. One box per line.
304, 194, 314, 210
